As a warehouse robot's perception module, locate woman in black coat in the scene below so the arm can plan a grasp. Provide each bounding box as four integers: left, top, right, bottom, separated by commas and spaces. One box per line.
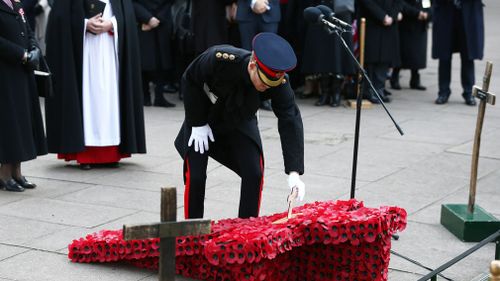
357, 0, 401, 103
0, 0, 47, 192
301, 0, 356, 107
133, 0, 176, 107
390, 0, 430, 91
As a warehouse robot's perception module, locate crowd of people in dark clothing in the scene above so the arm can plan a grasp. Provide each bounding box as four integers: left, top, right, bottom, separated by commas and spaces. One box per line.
0, 0, 485, 192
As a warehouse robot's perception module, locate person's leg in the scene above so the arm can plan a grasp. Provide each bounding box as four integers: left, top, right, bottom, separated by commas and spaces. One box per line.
183, 149, 209, 219
142, 71, 152, 106
315, 75, 332, 106
436, 58, 452, 104
390, 68, 402, 90
373, 64, 391, 103
153, 71, 176, 108
12, 162, 36, 189
0, 163, 24, 192
230, 132, 263, 219
460, 53, 476, 106
330, 74, 344, 107
238, 21, 259, 51
410, 69, 426, 90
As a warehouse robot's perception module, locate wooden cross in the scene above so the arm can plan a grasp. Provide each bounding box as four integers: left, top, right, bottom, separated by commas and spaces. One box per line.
468, 62, 496, 213
123, 187, 211, 281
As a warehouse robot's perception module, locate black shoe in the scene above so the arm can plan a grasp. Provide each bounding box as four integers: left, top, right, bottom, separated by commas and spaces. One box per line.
390, 80, 401, 90
14, 176, 36, 189
365, 94, 380, 104
462, 93, 477, 106
435, 94, 450, 105
80, 164, 92, 170
315, 94, 330, 106
329, 93, 341, 107
260, 100, 272, 111
384, 89, 392, 96
3, 179, 24, 192
154, 98, 176, 108
163, 83, 178, 94
410, 83, 427, 91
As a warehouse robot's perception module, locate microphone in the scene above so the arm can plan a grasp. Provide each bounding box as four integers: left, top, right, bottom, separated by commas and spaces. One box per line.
316, 5, 352, 32
303, 6, 324, 24
303, 6, 344, 32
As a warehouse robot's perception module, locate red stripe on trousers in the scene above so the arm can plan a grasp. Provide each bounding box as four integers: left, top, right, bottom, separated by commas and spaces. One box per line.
184, 157, 191, 219
257, 155, 264, 216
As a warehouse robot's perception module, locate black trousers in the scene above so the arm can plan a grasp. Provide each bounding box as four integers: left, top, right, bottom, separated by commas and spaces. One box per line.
183, 130, 263, 219
238, 20, 278, 51
438, 56, 474, 97
364, 63, 389, 95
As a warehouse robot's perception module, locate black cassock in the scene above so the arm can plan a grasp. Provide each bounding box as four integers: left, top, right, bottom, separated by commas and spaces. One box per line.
44, 0, 146, 154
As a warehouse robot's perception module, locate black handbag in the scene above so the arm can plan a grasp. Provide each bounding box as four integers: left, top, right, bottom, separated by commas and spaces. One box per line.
171, 0, 195, 56
34, 56, 53, 98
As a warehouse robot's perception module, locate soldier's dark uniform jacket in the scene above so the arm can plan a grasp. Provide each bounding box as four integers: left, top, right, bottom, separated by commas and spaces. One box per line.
174, 45, 304, 176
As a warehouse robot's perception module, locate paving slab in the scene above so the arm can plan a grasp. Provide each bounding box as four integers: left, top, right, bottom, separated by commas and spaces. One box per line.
0, 198, 136, 228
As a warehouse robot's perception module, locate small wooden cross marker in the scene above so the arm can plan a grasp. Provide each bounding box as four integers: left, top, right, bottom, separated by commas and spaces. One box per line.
123, 187, 211, 281
468, 61, 496, 213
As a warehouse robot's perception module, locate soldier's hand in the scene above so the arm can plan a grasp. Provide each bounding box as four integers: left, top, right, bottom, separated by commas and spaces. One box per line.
288, 172, 305, 201
26, 47, 41, 70
188, 124, 215, 154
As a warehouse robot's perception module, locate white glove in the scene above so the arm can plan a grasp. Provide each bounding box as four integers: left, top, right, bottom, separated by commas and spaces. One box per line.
288, 172, 305, 201
188, 124, 215, 154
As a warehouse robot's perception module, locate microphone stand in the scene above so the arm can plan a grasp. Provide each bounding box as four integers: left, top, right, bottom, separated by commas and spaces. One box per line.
322, 20, 404, 199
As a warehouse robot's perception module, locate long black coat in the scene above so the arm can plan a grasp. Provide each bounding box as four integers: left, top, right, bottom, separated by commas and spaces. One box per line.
175, 45, 304, 176
133, 0, 174, 71
399, 0, 430, 69
0, 0, 47, 163
431, 0, 484, 60
357, 0, 401, 66
301, 0, 355, 75
45, 0, 146, 154
192, 0, 235, 54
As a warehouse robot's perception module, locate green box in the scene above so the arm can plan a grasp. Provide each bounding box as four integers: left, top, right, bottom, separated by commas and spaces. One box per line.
440, 204, 500, 242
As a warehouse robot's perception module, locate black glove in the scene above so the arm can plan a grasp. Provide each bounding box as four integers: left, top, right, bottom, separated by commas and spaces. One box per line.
26, 47, 41, 70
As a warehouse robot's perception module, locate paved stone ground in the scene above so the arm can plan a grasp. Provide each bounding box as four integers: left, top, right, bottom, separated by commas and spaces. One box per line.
1, 1, 499, 280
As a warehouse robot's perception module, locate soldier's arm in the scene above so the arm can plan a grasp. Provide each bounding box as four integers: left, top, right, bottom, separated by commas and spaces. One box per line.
182, 50, 216, 127
270, 80, 305, 175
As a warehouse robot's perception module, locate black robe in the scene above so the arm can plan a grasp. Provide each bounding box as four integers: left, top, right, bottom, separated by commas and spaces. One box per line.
45, 0, 146, 154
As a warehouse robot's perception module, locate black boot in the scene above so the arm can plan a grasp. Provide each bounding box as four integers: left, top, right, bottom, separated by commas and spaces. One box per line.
410, 70, 426, 90
462, 92, 477, 106
329, 76, 343, 107
154, 84, 175, 107
390, 68, 402, 90
435, 92, 450, 105
315, 76, 331, 106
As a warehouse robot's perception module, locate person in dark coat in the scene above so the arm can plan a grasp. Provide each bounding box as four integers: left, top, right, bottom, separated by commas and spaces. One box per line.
175, 33, 305, 219
357, 0, 402, 103
390, 0, 430, 91
192, 0, 236, 54
432, 0, 484, 106
236, 0, 281, 111
133, 0, 176, 107
20, 0, 39, 30
45, 0, 146, 169
301, 0, 356, 107
0, 0, 47, 192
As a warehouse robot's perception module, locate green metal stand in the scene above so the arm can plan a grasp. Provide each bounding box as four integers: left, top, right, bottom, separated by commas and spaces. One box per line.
441, 204, 500, 242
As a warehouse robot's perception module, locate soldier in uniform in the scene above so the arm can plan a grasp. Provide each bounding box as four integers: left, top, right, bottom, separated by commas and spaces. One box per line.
175, 32, 305, 219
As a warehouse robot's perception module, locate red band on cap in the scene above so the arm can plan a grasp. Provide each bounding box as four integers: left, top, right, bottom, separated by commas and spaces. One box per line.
254, 53, 283, 79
